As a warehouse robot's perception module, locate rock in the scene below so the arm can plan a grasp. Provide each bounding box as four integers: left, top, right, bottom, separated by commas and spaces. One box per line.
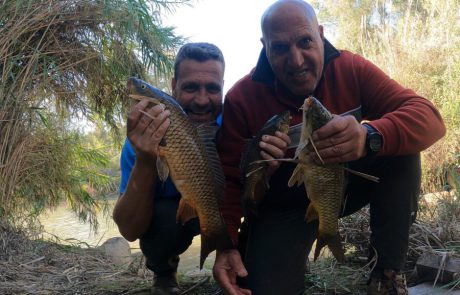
101, 237, 132, 267
409, 282, 460, 295
416, 251, 460, 284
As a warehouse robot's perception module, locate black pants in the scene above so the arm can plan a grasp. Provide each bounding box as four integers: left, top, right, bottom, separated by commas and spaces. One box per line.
239, 154, 420, 295
140, 197, 200, 276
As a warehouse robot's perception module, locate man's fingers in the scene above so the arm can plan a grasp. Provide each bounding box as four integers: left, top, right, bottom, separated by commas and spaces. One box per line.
214, 271, 240, 295
139, 108, 170, 136
275, 131, 291, 145
240, 288, 252, 295
261, 134, 289, 150
149, 117, 170, 143
228, 252, 248, 277
127, 99, 150, 131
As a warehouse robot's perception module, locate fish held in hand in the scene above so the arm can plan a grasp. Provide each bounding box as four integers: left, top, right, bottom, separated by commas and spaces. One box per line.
127, 77, 233, 268
240, 110, 291, 216
288, 96, 346, 263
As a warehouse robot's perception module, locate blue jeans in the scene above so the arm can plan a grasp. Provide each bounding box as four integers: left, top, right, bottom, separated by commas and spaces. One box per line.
140, 196, 200, 276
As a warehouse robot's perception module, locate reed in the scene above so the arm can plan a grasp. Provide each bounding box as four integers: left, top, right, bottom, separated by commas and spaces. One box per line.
0, 0, 190, 227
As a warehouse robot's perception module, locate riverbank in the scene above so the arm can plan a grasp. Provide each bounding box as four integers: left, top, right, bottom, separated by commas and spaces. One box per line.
0, 223, 220, 295
3, 191, 460, 294
0, 219, 371, 294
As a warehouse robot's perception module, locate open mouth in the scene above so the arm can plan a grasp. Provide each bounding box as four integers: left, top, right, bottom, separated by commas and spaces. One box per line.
289, 69, 309, 80
188, 111, 213, 122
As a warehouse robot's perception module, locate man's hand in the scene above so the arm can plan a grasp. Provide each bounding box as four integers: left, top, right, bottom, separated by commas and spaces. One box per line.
213, 249, 251, 295
259, 131, 291, 176
127, 99, 171, 163
308, 115, 367, 164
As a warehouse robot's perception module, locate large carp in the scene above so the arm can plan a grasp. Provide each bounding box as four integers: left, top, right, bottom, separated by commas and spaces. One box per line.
288, 96, 345, 263
240, 111, 291, 216
127, 77, 233, 268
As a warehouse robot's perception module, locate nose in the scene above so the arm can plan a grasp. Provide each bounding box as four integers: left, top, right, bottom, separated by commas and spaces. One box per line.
287, 46, 303, 68
194, 87, 209, 106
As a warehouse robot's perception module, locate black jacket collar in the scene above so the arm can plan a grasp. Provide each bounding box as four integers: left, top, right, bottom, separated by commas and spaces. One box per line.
252, 39, 340, 85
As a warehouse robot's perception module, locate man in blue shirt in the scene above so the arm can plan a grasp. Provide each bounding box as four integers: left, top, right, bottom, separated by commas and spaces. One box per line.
113, 42, 226, 295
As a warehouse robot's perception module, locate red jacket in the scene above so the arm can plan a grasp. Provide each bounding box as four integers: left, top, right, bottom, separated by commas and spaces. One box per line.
217, 40, 445, 243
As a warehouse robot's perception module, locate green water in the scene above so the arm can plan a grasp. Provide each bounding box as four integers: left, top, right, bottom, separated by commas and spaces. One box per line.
39, 198, 214, 274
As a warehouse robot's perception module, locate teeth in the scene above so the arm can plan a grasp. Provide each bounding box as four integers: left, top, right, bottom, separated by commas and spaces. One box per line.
292, 70, 307, 78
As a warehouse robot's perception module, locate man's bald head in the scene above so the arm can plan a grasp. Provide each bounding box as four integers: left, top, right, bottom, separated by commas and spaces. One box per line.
261, 0, 318, 39
259, 0, 325, 97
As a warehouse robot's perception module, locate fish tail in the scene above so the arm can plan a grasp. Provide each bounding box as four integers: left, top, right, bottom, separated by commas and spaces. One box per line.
313, 233, 345, 263
200, 232, 234, 269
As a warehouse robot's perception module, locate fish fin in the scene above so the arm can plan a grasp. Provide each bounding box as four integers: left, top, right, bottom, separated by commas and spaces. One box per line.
196, 122, 220, 140
294, 140, 309, 159
200, 232, 234, 269
250, 158, 299, 166
176, 198, 197, 225
196, 124, 225, 202
240, 135, 262, 184
156, 156, 169, 181
242, 177, 267, 218
288, 164, 305, 187
314, 234, 345, 263
343, 167, 380, 183
305, 203, 319, 223
246, 165, 264, 177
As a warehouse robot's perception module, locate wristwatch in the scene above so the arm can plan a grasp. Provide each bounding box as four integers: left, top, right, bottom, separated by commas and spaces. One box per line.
363, 123, 382, 155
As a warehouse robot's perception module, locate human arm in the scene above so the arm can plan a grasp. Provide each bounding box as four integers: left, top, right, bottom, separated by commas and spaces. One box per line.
113, 99, 170, 241
308, 53, 445, 164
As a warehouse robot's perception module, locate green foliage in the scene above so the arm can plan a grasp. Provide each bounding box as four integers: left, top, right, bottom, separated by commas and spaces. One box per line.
312, 0, 460, 194
0, 0, 192, 229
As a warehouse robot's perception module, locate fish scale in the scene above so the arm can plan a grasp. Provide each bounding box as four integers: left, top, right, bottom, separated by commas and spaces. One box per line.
127, 77, 233, 269
240, 110, 291, 217
288, 96, 346, 263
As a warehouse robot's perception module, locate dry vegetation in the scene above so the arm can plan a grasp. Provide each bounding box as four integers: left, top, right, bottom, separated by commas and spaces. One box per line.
1, 0, 460, 294
0, 221, 224, 295
0, 0, 186, 229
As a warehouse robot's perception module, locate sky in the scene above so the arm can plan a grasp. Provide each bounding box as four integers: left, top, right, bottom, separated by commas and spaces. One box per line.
161, 0, 278, 95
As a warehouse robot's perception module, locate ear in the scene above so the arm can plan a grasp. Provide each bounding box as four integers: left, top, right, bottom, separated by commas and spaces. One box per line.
260, 37, 266, 48
318, 25, 324, 40
171, 78, 177, 97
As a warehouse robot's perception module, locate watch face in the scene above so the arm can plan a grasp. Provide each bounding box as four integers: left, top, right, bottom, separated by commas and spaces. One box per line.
369, 133, 382, 151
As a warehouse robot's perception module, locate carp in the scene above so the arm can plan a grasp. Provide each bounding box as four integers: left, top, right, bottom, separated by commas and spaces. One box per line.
240, 111, 291, 216
127, 77, 233, 268
288, 96, 346, 263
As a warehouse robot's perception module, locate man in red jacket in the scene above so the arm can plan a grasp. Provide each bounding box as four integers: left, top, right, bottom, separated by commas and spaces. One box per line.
212, 1, 446, 295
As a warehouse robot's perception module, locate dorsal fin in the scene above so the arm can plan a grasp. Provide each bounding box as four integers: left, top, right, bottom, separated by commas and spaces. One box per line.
196, 123, 225, 202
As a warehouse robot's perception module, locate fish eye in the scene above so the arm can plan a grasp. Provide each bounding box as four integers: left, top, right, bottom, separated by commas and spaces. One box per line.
141, 84, 146, 89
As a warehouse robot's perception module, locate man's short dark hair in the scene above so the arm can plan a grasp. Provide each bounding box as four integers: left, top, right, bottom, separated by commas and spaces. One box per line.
174, 42, 225, 79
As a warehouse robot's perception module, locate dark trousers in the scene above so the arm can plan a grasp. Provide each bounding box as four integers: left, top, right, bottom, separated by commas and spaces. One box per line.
140, 197, 200, 276
239, 154, 420, 295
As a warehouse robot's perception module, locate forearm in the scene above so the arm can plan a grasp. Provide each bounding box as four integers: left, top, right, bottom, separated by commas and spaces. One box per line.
113, 160, 157, 241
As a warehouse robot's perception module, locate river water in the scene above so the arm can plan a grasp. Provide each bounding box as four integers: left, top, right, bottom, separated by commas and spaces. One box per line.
39, 197, 214, 274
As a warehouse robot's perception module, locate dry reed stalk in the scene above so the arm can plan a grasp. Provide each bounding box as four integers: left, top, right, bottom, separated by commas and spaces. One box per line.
0, 0, 185, 227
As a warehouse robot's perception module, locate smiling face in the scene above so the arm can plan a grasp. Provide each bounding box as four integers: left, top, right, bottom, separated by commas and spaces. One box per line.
171, 59, 224, 123
262, 1, 324, 97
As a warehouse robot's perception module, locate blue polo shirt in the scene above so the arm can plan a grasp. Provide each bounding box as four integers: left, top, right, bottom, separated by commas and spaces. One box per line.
119, 114, 222, 198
